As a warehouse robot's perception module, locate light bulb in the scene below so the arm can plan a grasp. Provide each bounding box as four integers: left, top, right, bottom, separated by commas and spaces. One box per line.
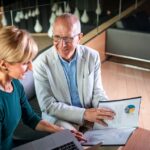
56, 7, 63, 16
19, 10, 24, 19
74, 7, 80, 19
14, 12, 20, 23
35, 7, 40, 16
81, 10, 89, 23
1, 13, 7, 26
34, 19, 43, 33
95, 0, 101, 15
48, 24, 53, 38
24, 13, 29, 20
49, 12, 56, 24
65, 3, 71, 13
52, 3, 58, 12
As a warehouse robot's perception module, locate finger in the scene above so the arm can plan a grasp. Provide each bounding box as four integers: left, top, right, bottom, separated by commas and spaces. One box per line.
75, 134, 87, 142
99, 107, 113, 111
71, 130, 83, 136
98, 110, 116, 116
98, 107, 115, 113
97, 111, 116, 118
96, 119, 108, 127
71, 130, 85, 139
98, 107, 116, 114
96, 115, 114, 120
71, 131, 87, 142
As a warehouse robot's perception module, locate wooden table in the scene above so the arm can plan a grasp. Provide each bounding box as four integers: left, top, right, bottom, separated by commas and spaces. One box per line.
122, 128, 150, 150
84, 127, 150, 150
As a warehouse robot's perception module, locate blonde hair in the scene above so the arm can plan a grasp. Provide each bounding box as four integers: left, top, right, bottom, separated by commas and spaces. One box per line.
0, 26, 38, 63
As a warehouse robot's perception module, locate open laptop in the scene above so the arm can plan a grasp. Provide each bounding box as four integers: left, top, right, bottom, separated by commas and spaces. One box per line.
12, 129, 100, 150
12, 129, 83, 150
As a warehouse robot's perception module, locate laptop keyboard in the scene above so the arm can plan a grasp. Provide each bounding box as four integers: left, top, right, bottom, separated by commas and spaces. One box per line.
52, 141, 80, 150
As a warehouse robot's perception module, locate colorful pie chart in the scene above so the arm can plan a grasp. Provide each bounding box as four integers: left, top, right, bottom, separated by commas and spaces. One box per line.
125, 105, 135, 114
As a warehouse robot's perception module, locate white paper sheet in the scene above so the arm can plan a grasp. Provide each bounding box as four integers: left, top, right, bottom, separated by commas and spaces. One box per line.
82, 128, 136, 146
94, 97, 141, 129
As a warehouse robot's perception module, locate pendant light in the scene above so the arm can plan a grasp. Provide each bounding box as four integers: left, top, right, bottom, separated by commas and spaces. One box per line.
56, 6, 63, 16
34, 19, 42, 33
24, 13, 29, 20
49, 12, 56, 24
34, 0, 42, 33
1, 13, 7, 26
48, 12, 56, 38
65, 2, 71, 13
18, 1, 24, 20
48, 25, 53, 38
1, 0, 7, 26
28, 10, 32, 17
35, 7, 40, 16
19, 10, 24, 19
95, 0, 101, 27
74, 7, 80, 19
73, 0, 80, 19
52, 3, 58, 12
81, 0, 89, 23
14, 12, 20, 23
81, 10, 89, 23
95, 0, 101, 16
31, 10, 36, 17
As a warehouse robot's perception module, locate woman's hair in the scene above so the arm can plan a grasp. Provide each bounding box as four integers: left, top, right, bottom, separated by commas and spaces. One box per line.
0, 26, 38, 63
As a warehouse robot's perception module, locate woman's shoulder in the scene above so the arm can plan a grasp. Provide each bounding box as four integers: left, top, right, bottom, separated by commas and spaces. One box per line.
12, 79, 21, 86
12, 79, 24, 92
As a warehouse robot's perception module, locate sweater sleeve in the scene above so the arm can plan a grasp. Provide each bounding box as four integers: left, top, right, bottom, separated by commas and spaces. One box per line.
0, 104, 4, 149
15, 80, 41, 129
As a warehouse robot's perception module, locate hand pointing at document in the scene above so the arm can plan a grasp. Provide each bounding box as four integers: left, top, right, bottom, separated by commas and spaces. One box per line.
83, 107, 116, 127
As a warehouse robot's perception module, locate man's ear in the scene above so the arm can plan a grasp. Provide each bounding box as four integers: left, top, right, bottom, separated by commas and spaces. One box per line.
78, 33, 83, 44
79, 33, 83, 40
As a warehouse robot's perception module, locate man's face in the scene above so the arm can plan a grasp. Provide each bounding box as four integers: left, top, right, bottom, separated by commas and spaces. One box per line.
53, 22, 81, 61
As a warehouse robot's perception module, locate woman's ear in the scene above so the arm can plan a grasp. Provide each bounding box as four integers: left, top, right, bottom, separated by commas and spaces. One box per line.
0, 60, 8, 71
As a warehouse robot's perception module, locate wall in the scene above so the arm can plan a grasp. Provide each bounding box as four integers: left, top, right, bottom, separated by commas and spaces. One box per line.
84, 31, 106, 62
106, 28, 150, 62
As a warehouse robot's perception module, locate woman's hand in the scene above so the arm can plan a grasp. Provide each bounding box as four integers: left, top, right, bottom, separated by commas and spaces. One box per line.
70, 130, 87, 142
35, 120, 64, 133
36, 120, 87, 141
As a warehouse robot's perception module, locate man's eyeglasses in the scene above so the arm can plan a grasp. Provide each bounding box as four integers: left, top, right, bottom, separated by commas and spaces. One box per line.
52, 34, 80, 43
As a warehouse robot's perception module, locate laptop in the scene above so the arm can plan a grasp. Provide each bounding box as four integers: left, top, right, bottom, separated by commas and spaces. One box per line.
13, 129, 100, 150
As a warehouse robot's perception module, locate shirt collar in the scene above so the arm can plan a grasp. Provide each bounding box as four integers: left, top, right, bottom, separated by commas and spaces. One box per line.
58, 50, 77, 64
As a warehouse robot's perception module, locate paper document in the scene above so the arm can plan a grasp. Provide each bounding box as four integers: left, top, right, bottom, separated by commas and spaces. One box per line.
83, 128, 136, 146
82, 97, 141, 146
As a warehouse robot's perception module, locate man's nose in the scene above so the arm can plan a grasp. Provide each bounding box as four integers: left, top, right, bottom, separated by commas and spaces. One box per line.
59, 38, 67, 47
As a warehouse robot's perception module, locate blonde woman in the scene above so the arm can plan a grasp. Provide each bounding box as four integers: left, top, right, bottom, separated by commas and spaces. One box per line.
0, 26, 85, 150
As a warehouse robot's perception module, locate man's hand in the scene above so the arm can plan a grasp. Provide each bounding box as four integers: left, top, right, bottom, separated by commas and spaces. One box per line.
83, 107, 115, 126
